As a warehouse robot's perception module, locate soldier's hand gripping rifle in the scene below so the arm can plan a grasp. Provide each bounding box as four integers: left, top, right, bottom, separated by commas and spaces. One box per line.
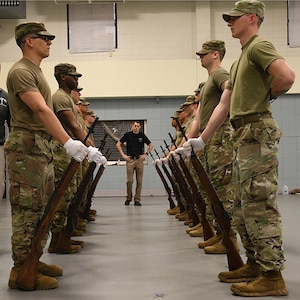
175, 119, 243, 271
150, 150, 175, 209
15, 118, 98, 291
162, 142, 199, 227
168, 134, 214, 241
55, 130, 108, 252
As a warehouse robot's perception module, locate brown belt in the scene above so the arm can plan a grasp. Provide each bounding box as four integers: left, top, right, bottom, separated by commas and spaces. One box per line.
230, 113, 272, 130
13, 127, 52, 141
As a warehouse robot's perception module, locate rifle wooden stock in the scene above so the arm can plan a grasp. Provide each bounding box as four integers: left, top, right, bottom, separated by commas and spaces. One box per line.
167, 136, 214, 240
57, 132, 108, 251
81, 134, 108, 220
16, 118, 98, 290
55, 161, 98, 252
16, 158, 80, 290
190, 153, 243, 270
82, 163, 105, 219
161, 143, 198, 226
150, 151, 175, 209
178, 157, 215, 240
161, 163, 182, 209
174, 118, 243, 271
154, 149, 184, 212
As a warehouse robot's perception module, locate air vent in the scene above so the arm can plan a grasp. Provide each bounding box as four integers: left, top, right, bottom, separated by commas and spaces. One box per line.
0, 0, 26, 19
0, 1, 21, 6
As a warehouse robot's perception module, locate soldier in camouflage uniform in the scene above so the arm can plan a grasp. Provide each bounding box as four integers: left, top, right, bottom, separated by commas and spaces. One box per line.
4, 22, 89, 290
176, 41, 237, 252
48, 63, 102, 254
194, 40, 237, 254
183, 1, 295, 297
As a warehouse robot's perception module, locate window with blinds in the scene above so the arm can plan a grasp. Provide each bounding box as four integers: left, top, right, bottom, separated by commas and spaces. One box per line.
67, 2, 117, 53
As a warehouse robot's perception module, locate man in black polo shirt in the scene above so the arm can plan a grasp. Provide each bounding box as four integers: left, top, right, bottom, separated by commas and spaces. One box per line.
116, 121, 153, 206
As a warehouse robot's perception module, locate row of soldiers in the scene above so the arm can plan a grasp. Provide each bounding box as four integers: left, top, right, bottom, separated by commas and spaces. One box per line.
151, 9, 291, 294
5, 22, 107, 291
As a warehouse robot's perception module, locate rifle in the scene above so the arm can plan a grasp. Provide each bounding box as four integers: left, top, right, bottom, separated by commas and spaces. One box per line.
55, 131, 108, 252
168, 133, 215, 241
154, 148, 184, 212
161, 143, 199, 227
175, 119, 243, 271
81, 133, 109, 220
150, 151, 175, 209
16, 118, 98, 290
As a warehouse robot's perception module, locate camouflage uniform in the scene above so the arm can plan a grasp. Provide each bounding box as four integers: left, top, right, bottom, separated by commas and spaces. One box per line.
232, 118, 284, 271
226, 33, 287, 272
5, 55, 55, 267
204, 121, 236, 234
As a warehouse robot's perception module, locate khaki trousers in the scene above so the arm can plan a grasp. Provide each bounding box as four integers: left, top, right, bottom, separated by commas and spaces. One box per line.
126, 158, 144, 202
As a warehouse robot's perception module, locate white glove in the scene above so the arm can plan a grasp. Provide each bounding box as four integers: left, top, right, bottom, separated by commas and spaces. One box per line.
168, 150, 179, 162
87, 146, 103, 165
162, 157, 169, 164
175, 147, 187, 159
63, 138, 88, 162
100, 155, 108, 167
183, 137, 205, 157
155, 158, 162, 165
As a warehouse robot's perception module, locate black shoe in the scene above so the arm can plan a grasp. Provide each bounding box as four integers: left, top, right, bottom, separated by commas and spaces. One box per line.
134, 201, 142, 206
124, 200, 131, 205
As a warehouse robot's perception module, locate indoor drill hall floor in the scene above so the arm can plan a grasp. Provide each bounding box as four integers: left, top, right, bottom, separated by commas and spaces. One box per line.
0, 194, 299, 300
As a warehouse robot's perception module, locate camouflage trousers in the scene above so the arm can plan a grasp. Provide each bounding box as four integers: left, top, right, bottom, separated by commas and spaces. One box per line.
4, 129, 54, 266
232, 118, 285, 271
204, 123, 236, 235
51, 140, 80, 233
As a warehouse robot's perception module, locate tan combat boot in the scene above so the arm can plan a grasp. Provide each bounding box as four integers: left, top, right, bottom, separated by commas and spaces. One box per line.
72, 228, 85, 236
38, 261, 63, 277
204, 236, 239, 254
90, 209, 97, 215
189, 225, 203, 237
167, 206, 180, 215
177, 212, 190, 221
218, 259, 261, 283
198, 234, 221, 248
8, 267, 58, 290
175, 211, 186, 219
186, 223, 202, 233
71, 239, 85, 248
230, 271, 288, 297
184, 219, 193, 226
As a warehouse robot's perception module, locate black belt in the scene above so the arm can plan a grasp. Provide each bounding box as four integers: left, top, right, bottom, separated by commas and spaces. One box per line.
130, 156, 140, 159
230, 113, 272, 130
12, 127, 52, 142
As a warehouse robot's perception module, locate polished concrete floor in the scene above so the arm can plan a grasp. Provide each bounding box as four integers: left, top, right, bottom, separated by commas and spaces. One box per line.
0, 194, 299, 299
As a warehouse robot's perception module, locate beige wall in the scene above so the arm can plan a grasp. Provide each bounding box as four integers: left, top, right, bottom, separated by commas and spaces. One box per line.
0, 1, 299, 96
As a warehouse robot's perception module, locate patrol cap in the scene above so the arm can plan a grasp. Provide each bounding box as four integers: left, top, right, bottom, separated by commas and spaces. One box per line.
15, 22, 55, 46
196, 40, 226, 56
80, 97, 90, 106
194, 82, 205, 93
182, 95, 197, 106
171, 111, 179, 119
54, 63, 82, 77
176, 104, 185, 113
85, 109, 97, 117
222, 0, 265, 22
